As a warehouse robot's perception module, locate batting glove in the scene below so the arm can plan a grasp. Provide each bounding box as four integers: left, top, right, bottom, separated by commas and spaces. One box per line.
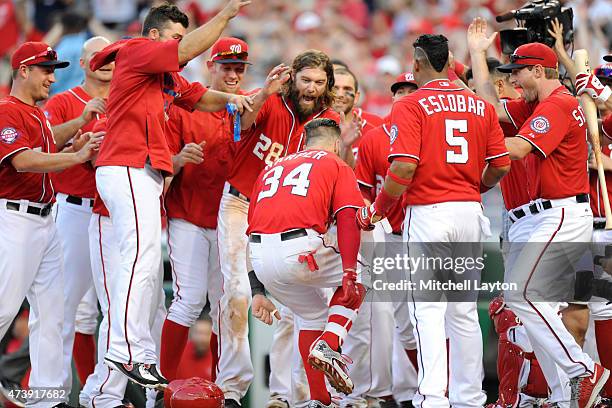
339, 268, 364, 309
356, 204, 379, 231
575, 72, 612, 103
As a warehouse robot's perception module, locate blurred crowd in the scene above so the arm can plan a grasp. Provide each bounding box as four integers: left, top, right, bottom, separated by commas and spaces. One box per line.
1, 0, 611, 116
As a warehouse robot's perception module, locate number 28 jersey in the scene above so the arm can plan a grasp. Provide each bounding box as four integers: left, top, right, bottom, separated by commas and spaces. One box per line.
226, 93, 339, 199
388, 79, 509, 206
247, 149, 364, 235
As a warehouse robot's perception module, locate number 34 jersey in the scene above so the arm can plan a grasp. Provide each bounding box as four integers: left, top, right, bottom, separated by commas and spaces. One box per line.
247, 149, 364, 235
226, 93, 340, 200
389, 79, 510, 206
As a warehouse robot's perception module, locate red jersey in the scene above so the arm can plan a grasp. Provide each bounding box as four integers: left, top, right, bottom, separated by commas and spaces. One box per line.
505, 86, 588, 200
91, 38, 207, 175
165, 105, 235, 229
388, 79, 509, 206
498, 97, 541, 210
354, 123, 405, 233
247, 149, 363, 234
0, 96, 56, 203
44, 86, 102, 198
226, 94, 340, 199
0, 0, 19, 58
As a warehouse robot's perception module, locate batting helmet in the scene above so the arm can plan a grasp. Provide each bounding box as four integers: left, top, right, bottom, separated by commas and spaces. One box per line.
164, 378, 224, 408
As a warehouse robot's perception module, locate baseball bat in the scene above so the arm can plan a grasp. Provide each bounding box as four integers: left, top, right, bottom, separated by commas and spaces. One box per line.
573, 49, 612, 229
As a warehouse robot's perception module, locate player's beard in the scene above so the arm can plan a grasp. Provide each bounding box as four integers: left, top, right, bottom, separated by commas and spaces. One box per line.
289, 85, 325, 123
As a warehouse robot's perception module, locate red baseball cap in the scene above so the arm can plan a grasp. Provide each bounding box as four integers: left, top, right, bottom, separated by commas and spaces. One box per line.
210, 37, 251, 65
497, 43, 558, 73
391, 72, 417, 93
11, 42, 69, 70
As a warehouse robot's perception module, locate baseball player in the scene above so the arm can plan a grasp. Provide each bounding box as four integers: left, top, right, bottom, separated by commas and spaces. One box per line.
0, 41, 101, 408
468, 17, 609, 408
215, 49, 347, 407
88, 1, 253, 387
357, 34, 511, 408
159, 36, 254, 383
353, 72, 419, 408
248, 117, 367, 408
331, 67, 382, 157
43, 35, 113, 395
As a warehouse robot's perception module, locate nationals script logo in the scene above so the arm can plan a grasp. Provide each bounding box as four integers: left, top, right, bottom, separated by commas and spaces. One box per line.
0, 127, 19, 144
389, 125, 398, 144
529, 116, 550, 134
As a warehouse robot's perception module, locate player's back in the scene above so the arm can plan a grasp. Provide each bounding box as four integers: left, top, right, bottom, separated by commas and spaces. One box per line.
389, 79, 507, 206
247, 149, 361, 235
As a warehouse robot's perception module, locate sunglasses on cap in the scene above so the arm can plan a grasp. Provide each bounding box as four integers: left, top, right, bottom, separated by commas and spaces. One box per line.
19, 49, 58, 65
509, 54, 545, 64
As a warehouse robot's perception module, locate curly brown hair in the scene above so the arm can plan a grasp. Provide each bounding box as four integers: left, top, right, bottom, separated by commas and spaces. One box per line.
282, 49, 336, 109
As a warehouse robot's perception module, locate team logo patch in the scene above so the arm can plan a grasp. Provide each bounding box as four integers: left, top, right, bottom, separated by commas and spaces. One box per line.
529, 116, 550, 134
0, 127, 19, 144
389, 125, 398, 144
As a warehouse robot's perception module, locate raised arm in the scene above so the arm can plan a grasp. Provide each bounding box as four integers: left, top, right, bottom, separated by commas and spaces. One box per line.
241, 64, 291, 130
177, 0, 251, 66
467, 17, 511, 123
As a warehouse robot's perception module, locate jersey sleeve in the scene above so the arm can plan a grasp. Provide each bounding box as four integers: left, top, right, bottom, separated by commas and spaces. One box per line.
173, 74, 207, 112
43, 94, 69, 126
516, 101, 571, 158
0, 109, 32, 165
485, 105, 511, 167
354, 130, 376, 188
165, 107, 184, 155
128, 39, 180, 74
502, 98, 534, 129
331, 162, 365, 217
388, 100, 423, 163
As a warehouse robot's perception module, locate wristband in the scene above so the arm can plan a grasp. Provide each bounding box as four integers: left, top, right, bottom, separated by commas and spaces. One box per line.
480, 181, 493, 194
386, 167, 413, 186
373, 186, 400, 215
448, 69, 459, 82
248, 270, 266, 297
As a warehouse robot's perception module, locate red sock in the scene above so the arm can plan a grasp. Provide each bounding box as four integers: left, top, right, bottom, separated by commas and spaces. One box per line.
72, 333, 96, 383
405, 348, 419, 374
595, 319, 612, 397
319, 286, 364, 351
299, 330, 331, 405
160, 319, 190, 381
210, 332, 218, 382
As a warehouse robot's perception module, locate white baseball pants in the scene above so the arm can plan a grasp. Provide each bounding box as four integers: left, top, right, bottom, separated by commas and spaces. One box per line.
0, 201, 66, 408
215, 186, 254, 401
166, 218, 221, 329
54, 193, 99, 392
404, 201, 487, 408
96, 165, 163, 364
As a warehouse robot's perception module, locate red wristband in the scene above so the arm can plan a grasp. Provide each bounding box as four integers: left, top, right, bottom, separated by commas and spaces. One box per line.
373, 187, 400, 216
386, 168, 413, 186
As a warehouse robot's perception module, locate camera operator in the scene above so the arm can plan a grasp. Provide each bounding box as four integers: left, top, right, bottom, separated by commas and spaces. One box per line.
468, 16, 609, 408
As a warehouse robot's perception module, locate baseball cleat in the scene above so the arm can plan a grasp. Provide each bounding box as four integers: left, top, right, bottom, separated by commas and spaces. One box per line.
570, 363, 610, 408
266, 393, 290, 408
104, 358, 166, 388
0, 378, 26, 407
307, 400, 339, 408
307, 339, 354, 395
